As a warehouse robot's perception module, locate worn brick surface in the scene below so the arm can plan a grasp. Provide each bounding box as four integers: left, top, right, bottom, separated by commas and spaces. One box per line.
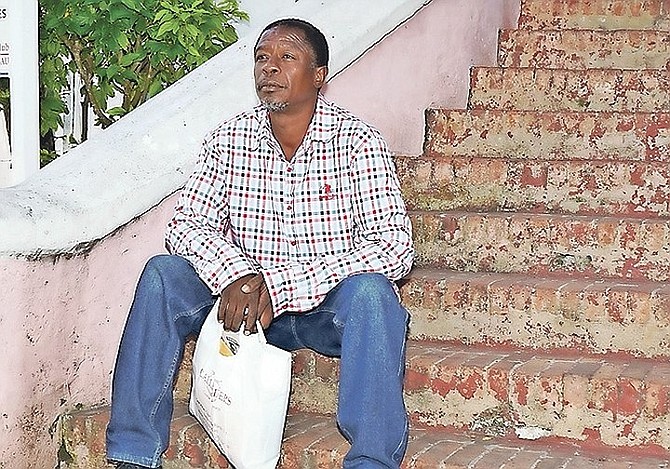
59, 406, 670, 468
424, 109, 670, 162
289, 344, 670, 452
469, 68, 670, 113
396, 154, 670, 216
410, 210, 670, 281
498, 30, 670, 70
518, 0, 670, 31
397, 267, 670, 356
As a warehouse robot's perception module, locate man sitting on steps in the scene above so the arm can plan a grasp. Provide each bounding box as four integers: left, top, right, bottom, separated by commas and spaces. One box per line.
105, 17, 414, 469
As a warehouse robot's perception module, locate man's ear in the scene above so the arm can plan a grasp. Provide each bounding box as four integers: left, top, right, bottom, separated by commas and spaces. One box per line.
314, 66, 328, 88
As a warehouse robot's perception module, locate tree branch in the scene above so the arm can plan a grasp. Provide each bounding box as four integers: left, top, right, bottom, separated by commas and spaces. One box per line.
61, 35, 114, 128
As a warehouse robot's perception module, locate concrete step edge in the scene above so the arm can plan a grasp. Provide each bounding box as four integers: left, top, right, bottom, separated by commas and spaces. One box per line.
517, 0, 670, 31
497, 29, 670, 70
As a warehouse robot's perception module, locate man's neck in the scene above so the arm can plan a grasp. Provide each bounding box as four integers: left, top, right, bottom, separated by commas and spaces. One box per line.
269, 98, 318, 161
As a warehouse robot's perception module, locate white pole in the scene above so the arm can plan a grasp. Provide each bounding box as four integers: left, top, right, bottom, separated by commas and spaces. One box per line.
0, 0, 40, 188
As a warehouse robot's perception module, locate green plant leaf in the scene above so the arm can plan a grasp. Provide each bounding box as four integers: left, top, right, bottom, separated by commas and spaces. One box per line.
39, 0, 247, 162
107, 106, 127, 116
120, 0, 141, 11
156, 19, 176, 38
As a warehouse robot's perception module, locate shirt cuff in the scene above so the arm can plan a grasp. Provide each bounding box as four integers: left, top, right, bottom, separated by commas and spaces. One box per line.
260, 264, 295, 316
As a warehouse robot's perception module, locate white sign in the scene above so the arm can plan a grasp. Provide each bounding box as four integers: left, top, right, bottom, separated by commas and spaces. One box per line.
0, 1, 39, 188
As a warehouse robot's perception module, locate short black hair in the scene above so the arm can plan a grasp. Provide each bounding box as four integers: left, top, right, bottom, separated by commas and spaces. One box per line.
255, 18, 329, 68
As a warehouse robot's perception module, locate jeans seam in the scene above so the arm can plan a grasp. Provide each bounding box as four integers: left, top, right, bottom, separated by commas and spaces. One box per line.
147, 345, 180, 463
290, 308, 340, 349
174, 299, 216, 322
391, 312, 410, 462
391, 421, 409, 462
148, 300, 215, 464
108, 454, 157, 468
289, 315, 307, 349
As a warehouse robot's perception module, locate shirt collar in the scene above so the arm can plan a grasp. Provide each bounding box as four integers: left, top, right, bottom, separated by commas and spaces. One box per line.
253, 94, 338, 150
308, 94, 339, 143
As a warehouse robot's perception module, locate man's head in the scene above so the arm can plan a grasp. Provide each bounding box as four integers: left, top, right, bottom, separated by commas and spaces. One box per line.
256, 18, 329, 68
254, 19, 329, 114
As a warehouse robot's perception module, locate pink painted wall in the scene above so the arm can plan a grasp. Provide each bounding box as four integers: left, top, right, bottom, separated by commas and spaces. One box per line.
0, 195, 177, 468
0, 2, 519, 467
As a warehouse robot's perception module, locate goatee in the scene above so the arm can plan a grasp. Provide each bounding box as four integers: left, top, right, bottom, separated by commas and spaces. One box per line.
260, 100, 289, 113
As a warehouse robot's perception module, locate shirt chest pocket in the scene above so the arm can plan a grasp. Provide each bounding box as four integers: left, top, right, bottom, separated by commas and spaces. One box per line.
288, 179, 352, 245
301, 178, 349, 217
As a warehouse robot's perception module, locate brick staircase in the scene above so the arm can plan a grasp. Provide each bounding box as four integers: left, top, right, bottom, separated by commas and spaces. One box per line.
59, 1, 670, 467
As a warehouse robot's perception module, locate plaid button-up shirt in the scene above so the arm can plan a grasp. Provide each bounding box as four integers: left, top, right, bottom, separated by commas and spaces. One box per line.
166, 95, 414, 316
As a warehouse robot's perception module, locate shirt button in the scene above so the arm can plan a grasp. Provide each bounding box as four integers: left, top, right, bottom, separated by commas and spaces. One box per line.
290, 240, 297, 246
286, 205, 292, 211
287, 166, 293, 172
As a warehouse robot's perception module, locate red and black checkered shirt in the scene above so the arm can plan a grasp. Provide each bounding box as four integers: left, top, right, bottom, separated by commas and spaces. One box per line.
166, 95, 414, 316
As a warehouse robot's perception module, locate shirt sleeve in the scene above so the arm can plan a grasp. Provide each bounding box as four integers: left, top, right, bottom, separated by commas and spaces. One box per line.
261, 128, 414, 315
165, 134, 257, 294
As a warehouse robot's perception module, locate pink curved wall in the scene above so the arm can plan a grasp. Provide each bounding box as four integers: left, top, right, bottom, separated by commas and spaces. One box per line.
0, 2, 519, 467
0, 195, 176, 467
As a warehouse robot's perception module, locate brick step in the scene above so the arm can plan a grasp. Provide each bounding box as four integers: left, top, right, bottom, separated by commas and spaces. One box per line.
171, 270, 670, 412
58, 404, 670, 468
290, 341, 670, 453
423, 109, 670, 162
469, 68, 670, 113
395, 154, 670, 217
409, 210, 670, 282
518, 0, 670, 31
498, 29, 670, 70
400, 267, 670, 358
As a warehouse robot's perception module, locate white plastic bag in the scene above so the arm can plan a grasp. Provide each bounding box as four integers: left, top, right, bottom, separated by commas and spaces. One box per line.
189, 303, 292, 469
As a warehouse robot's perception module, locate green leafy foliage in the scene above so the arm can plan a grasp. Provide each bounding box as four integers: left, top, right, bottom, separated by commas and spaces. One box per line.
39, 0, 247, 149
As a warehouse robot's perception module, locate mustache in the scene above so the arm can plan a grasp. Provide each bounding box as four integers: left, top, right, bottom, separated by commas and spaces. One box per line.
256, 80, 285, 90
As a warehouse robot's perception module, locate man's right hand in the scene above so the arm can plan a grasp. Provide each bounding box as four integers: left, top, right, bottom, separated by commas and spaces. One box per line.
218, 273, 273, 333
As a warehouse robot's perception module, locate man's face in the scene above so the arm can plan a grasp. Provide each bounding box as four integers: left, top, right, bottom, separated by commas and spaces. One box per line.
254, 26, 327, 114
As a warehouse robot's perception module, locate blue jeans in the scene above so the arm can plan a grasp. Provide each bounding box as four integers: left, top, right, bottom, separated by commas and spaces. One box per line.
106, 254, 409, 468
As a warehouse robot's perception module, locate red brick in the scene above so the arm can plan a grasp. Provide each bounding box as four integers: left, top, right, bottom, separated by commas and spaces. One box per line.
531, 281, 561, 314
534, 457, 571, 469
471, 446, 519, 467
441, 278, 471, 311
644, 364, 670, 418
441, 442, 487, 468
314, 355, 339, 380
652, 286, 670, 325
407, 437, 466, 468
488, 357, 519, 403
291, 350, 311, 375
589, 363, 627, 416
564, 361, 603, 408
507, 279, 534, 312
502, 450, 547, 468
456, 369, 486, 400
606, 288, 630, 324
537, 360, 574, 410
512, 358, 551, 406
557, 281, 584, 320
582, 284, 609, 321
488, 279, 513, 315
